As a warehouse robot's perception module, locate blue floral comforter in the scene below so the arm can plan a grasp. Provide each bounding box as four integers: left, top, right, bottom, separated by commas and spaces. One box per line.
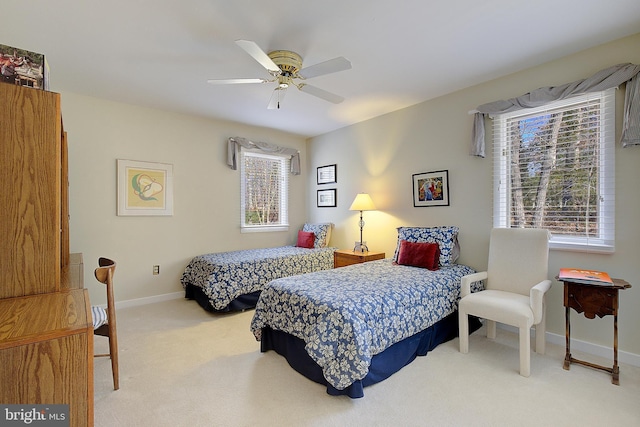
181, 246, 336, 311
250, 259, 482, 390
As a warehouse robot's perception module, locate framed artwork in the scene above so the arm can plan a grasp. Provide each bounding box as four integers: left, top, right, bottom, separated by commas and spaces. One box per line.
412, 170, 449, 207
317, 164, 337, 185
117, 159, 174, 216
317, 189, 337, 207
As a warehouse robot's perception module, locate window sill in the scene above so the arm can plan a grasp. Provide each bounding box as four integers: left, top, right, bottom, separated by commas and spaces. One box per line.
550, 240, 615, 254
241, 225, 289, 233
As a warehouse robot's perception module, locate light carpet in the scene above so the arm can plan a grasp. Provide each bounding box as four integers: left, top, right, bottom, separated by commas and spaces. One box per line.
93, 298, 640, 426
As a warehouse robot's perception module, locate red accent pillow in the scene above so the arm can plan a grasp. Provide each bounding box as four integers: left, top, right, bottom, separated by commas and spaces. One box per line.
397, 240, 440, 270
296, 230, 315, 248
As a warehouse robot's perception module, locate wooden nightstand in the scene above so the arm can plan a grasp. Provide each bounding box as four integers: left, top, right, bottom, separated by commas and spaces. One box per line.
334, 249, 385, 268
559, 276, 632, 385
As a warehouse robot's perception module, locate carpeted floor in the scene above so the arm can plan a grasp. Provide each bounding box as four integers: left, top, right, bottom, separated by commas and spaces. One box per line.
93, 298, 640, 426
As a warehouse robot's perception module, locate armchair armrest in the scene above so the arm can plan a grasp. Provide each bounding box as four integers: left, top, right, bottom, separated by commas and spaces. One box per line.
530, 279, 552, 323
460, 271, 487, 298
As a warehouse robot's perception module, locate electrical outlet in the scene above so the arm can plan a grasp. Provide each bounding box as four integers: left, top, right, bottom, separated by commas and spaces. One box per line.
153, 265, 160, 275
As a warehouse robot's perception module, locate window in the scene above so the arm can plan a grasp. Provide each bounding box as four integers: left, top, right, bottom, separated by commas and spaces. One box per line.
240, 150, 289, 232
493, 89, 615, 253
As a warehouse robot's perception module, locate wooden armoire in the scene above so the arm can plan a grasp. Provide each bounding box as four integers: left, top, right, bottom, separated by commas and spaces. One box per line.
0, 83, 93, 426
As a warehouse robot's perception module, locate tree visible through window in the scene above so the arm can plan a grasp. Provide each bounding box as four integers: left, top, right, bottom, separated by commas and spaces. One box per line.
240, 150, 289, 231
493, 89, 615, 252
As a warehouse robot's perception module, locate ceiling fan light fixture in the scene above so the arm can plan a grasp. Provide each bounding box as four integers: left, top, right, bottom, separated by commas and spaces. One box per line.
278, 75, 291, 89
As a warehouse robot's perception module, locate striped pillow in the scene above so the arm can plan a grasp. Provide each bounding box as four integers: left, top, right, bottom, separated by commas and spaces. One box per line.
91, 306, 108, 330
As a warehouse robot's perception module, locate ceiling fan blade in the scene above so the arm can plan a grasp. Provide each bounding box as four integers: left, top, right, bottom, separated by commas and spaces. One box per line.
207, 78, 268, 85
267, 87, 287, 110
298, 57, 351, 79
235, 40, 281, 74
297, 83, 344, 104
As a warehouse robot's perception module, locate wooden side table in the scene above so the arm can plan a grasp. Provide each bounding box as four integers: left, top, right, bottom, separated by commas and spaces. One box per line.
334, 250, 385, 268
559, 276, 631, 385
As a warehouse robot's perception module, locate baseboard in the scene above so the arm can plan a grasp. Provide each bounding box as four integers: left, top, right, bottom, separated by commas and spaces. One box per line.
545, 331, 640, 367
113, 291, 184, 310
495, 323, 640, 368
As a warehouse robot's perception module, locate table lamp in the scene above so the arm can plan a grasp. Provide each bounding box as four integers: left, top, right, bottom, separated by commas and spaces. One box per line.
349, 193, 376, 252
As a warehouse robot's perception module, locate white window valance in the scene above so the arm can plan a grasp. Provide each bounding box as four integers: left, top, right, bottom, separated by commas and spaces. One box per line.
227, 136, 300, 175
470, 63, 640, 157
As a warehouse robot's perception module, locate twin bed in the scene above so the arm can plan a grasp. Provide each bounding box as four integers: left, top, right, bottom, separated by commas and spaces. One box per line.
250, 226, 483, 397
181, 223, 335, 312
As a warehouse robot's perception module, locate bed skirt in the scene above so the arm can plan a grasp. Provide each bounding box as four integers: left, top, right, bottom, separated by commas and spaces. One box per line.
184, 284, 260, 313
260, 311, 481, 398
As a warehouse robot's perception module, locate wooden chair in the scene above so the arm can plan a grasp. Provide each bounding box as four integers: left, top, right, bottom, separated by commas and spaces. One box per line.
91, 257, 119, 390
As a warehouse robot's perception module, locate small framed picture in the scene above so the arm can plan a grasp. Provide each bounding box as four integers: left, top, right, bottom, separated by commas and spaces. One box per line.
317, 164, 337, 185
317, 189, 337, 207
412, 170, 449, 207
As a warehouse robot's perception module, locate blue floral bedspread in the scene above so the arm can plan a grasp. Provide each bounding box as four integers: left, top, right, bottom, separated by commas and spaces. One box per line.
250, 259, 482, 390
180, 246, 336, 310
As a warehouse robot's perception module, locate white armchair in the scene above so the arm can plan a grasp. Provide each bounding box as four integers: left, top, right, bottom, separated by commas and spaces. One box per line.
458, 228, 551, 377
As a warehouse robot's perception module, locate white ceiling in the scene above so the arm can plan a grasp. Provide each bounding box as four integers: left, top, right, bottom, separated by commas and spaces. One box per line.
3, 0, 640, 138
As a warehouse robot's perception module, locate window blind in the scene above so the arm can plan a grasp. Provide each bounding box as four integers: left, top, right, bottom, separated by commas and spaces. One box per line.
493, 89, 615, 252
240, 150, 289, 232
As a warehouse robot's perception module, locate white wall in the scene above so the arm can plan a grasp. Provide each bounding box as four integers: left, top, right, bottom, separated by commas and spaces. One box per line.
307, 33, 640, 356
61, 94, 307, 306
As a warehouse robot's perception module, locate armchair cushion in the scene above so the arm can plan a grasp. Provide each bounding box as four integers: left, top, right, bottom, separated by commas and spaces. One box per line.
486, 228, 550, 295
459, 290, 534, 328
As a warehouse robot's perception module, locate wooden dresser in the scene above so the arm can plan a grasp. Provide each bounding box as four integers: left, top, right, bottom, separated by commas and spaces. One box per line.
0, 83, 93, 426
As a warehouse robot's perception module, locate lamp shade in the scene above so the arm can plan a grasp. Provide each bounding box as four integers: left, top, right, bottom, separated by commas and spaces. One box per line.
349, 193, 376, 211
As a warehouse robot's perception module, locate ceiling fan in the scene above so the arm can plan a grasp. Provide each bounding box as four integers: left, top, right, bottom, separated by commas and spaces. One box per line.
207, 40, 352, 109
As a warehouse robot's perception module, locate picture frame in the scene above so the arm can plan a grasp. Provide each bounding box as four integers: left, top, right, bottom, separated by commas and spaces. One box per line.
317, 189, 337, 208
317, 164, 337, 185
117, 159, 174, 216
412, 170, 449, 207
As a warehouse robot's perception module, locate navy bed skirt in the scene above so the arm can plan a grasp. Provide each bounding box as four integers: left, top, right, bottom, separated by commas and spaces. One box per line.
260, 311, 481, 398
184, 284, 260, 313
